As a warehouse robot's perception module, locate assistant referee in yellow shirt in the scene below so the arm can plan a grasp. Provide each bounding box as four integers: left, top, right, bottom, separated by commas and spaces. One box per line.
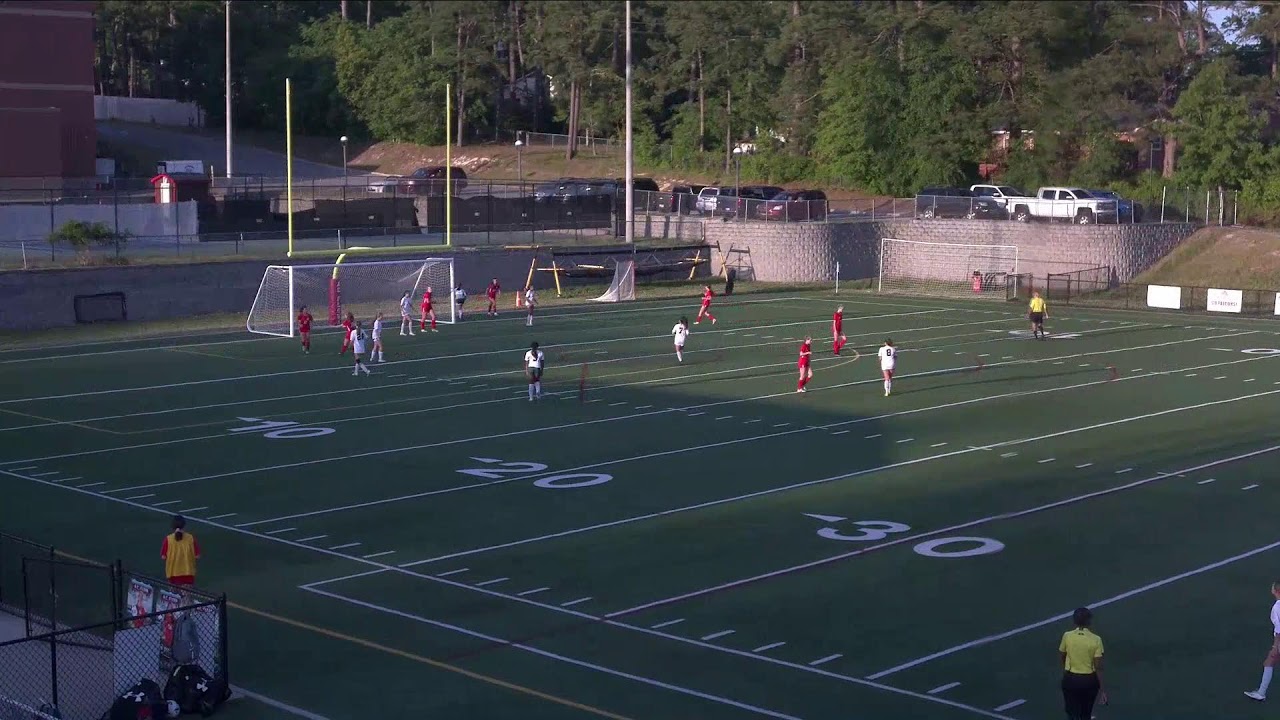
1059, 606, 1106, 720
1029, 291, 1048, 340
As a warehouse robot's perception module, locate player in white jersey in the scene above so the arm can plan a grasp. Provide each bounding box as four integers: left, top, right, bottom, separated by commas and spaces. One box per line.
878, 338, 896, 397
1245, 581, 1280, 701
370, 313, 385, 362
524, 287, 537, 327
453, 285, 468, 321
524, 341, 545, 400
399, 290, 415, 336
672, 316, 690, 362
351, 321, 372, 376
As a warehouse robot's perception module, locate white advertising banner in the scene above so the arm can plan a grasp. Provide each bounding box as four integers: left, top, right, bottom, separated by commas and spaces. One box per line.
1146, 284, 1182, 310
1274, 292, 1280, 315
1207, 288, 1243, 313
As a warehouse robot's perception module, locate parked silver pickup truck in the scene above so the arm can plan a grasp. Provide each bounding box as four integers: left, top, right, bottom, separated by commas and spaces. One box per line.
1007, 187, 1119, 224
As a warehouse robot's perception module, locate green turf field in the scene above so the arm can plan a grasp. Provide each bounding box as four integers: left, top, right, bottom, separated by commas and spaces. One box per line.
4, 289, 1280, 719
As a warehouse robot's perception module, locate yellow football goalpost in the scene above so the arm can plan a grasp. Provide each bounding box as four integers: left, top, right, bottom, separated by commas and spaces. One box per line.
285, 78, 453, 259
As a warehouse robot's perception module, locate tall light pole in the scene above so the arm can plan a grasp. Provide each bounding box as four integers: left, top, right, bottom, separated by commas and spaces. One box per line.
224, 0, 232, 179
340, 135, 349, 178
514, 139, 524, 188
733, 146, 742, 197
623, 0, 633, 244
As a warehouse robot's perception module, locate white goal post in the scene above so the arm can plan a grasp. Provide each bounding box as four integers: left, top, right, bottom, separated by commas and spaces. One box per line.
247, 258, 455, 337
594, 259, 636, 302
877, 238, 1018, 299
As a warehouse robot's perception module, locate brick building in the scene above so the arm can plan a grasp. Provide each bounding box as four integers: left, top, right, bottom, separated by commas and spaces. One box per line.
0, 0, 96, 181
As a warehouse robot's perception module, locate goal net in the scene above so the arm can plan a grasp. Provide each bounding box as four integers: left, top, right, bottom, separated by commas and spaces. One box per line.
878, 238, 1018, 300
247, 258, 455, 337
594, 260, 636, 302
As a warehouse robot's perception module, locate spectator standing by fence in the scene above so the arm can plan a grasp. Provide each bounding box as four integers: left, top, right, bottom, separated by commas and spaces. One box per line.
161, 515, 200, 586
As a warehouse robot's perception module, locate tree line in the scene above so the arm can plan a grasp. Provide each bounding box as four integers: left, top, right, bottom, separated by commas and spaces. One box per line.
95, 1, 1280, 220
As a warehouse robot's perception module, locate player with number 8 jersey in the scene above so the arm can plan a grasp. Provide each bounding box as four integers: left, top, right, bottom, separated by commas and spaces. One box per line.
879, 338, 896, 397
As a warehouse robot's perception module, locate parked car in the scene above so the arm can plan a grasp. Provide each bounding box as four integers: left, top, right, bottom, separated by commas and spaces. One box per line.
369, 166, 468, 195
969, 184, 1030, 209
717, 185, 784, 217
695, 186, 721, 214
1086, 189, 1142, 222
656, 184, 706, 214
1007, 187, 1119, 224
916, 187, 1005, 219
610, 177, 660, 211
756, 189, 828, 221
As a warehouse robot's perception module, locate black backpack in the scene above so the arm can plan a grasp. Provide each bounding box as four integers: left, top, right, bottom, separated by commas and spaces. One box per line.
163, 664, 229, 717
105, 678, 166, 720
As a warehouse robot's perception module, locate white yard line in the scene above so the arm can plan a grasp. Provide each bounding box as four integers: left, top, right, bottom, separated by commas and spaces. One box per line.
753, 642, 786, 653
607, 434, 1280, 620
992, 700, 1025, 712
560, 597, 593, 607
808, 654, 843, 667
231, 685, 333, 720
928, 682, 962, 695
868, 533, 1280, 679
650, 618, 685, 629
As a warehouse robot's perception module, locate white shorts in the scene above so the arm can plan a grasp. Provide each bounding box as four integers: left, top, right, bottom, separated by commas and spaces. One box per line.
372, 333, 381, 342
674, 340, 685, 348
353, 344, 367, 355
881, 365, 895, 375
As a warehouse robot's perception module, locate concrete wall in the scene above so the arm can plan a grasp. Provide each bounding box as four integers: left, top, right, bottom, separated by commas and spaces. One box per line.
0, 201, 200, 242
0, 245, 710, 330
94, 96, 206, 128
704, 219, 1198, 284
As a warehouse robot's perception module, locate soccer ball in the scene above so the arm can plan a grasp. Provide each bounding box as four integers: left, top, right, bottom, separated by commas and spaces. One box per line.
166, 700, 181, 717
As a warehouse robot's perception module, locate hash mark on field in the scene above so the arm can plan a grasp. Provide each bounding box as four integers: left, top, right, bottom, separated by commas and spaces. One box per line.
389, 374, 408, 378
701, 630, 736, 641
587, 398, 604, 403
1115, 468, 1133, 474
29, 471, 60, 477
762, 336, 775, 340
609, 402, 627, 407
517, 587, 551, 597
328, 542, 361, 551
295, 535, 328, 543
634, 405, 654, 410
896, 438, 914, 444
773, 423, 790, 428
808, 654, 843, 667
178, 506, 209, 513
55, 477, 80, 483
686, 411, 706, 417
153, 500, 183, 507
1132, 368, 1144, 372
1243, 484, 1260, 491
1210, 348, 1235, 352
1000, 452, 1018, 458
978, 354, 990, 357
744, 419, 762, 424
753, 642, 786, 653
715, 416, 733, 421
931, 442, 948, 448
362, 551, 396, 559
9, 466, 37, 472
206, 513, 237, 520
1053, 361, 1064, 365
993, 700, 1026, 712
1078, 363, 1091, 367
1038, 458, 1056, 464
831, 430, 850, 436
435, 568, 469, 577
1214, 376, 1228, 380
471, 384, 489, 389
865, 434, 882, 439
1075, 463, 1093, 469
1245, 378, 1257, 383
560, 597, 593, 607
125, 494, 155, 500
475, 577, 508, 587
1185, 373, 1198, 377
77, 482, 105, 488
742, 334, 757, 337
595, 351, 609, 355
927, 682, 961, 695
265, 527, 296, 535
1001, 356, 1013, 360
1197, 478, 1217, 485
650, 618, 684, 629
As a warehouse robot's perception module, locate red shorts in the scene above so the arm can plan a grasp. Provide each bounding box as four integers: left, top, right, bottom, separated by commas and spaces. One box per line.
702, 301, 712, 309
299, 326, 311, 334
798, 360, 810, 370
421, 305, 433, 313
833, 325, 842, 334
167, 575, 195, 586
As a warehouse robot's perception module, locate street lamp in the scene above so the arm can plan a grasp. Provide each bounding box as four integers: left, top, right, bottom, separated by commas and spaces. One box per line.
514, 139, 524, 196
732, 146, 742, 197
340, 135, 349, 178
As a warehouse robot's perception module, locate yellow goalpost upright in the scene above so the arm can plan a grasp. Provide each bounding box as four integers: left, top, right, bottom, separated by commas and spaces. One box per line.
285, 79, 453, 260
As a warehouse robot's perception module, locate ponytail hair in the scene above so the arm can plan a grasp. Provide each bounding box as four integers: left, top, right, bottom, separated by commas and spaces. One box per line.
172, 515, 186, 541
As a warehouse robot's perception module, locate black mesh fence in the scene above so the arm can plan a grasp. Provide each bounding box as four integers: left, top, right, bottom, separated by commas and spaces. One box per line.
0, 534, 53, 617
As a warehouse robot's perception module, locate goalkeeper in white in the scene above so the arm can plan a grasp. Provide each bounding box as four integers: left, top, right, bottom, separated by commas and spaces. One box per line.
399, 290, 415, 336
371, 312, 386, 363
672, 317, 690, 363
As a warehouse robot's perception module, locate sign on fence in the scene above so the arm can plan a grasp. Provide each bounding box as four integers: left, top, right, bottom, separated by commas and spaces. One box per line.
1207, 288, 1243, 313
1147, 284, 1181, 310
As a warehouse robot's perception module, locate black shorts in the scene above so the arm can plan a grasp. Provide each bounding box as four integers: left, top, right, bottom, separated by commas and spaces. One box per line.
1061, 671, 1100, 720
528, 367, 543, 383
1029, 311, 1045, 324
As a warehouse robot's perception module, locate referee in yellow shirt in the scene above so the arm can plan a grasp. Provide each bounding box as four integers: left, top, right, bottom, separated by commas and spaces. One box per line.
1029, 291, 1048, 340
160, 515, 200, 587
1059, 606, 1106, 720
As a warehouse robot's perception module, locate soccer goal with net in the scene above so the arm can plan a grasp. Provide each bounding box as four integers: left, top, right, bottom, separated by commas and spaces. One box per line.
247, 258, 455, 337
594, 259, 636, 302
877, 238, 1018, 299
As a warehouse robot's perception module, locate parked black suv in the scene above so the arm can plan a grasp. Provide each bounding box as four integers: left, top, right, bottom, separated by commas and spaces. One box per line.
915, 187, 1005, 219
716, 185, 785, 217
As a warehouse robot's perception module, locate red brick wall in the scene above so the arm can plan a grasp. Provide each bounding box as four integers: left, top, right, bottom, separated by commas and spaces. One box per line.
0, 0, 96, 179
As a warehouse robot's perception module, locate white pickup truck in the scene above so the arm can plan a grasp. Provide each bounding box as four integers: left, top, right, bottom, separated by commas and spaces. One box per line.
1005, 187, 1119, 224
969, 184, 1030, 209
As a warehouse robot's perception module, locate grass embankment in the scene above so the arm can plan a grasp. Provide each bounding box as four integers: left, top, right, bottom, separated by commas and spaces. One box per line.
1133, 227, 1280, 290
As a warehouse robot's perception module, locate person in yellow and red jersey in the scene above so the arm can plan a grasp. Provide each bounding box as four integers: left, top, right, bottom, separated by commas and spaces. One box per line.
161, 515, 200, 586
1029, 291, 1048, 339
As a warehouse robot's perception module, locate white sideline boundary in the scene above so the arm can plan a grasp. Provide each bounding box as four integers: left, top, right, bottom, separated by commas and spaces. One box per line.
243, 351, 1279, 540
0, 308, 946, 405
301, 587, 805, 720
10, 438, 1280, 720
866, 531, 1280, 680
231, 685, 332, 720
0, 314, 1028, 435
19, 326, 1246, 482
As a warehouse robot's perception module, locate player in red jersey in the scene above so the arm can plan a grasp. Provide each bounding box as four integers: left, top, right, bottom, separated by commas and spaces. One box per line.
796, 336, 814, 392
832, 305, 848, 355
420, 287, 438, 332
486, 278, 501, 317
297, 305, 313, 354
339, 312, 355, 354
694, 285, 717, 324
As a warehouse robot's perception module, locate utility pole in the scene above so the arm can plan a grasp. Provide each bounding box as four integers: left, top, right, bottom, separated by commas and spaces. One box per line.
624, 0, 633, 244
225, 1, 233, 178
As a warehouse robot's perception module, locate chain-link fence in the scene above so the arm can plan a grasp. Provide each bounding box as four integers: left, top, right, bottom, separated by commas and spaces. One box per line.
0, 532, 228, 720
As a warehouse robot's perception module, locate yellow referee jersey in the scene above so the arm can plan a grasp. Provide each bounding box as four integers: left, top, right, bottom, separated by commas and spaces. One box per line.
1060, 627, 1103, 674
1029, 296, 1046, 313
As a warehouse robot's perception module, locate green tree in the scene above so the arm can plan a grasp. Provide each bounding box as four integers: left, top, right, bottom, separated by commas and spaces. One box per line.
1172, 59, 1264, 189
